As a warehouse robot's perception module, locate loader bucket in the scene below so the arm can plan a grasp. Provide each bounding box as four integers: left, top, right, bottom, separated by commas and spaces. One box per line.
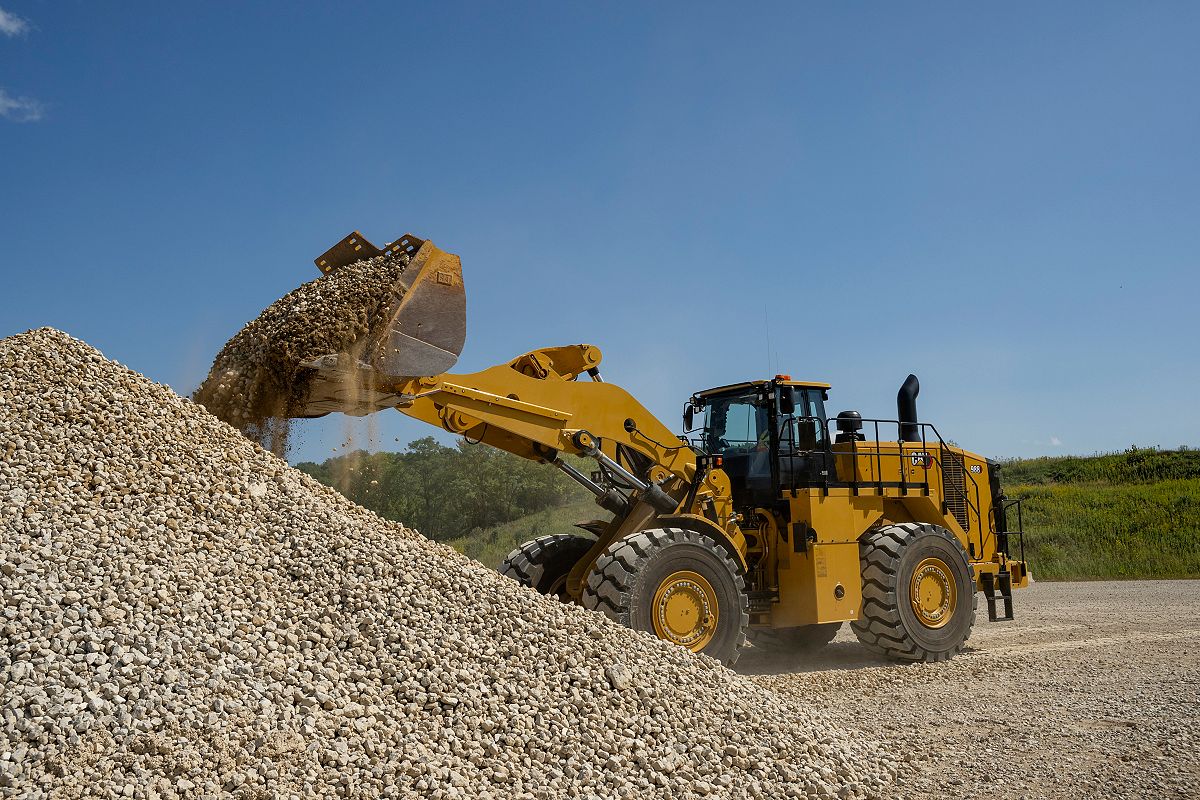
291, 231, 466, 419
314, 231, 466, 378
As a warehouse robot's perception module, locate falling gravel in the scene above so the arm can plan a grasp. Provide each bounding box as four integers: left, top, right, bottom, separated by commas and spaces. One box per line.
192, 252, 409, 452
0, 329, 898, 799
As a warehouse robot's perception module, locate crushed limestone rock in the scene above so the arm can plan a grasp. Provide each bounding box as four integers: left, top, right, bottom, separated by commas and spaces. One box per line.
1, 328, 899, 799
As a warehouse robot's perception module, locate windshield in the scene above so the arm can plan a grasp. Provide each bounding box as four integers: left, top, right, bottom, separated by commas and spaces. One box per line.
701, 391, 767, 455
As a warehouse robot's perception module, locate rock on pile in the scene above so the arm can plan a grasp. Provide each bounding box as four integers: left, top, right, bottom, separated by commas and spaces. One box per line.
1, 329, 897, 799
192, 252, 409, 452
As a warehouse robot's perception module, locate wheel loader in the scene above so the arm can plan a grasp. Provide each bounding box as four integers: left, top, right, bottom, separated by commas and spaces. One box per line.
292, 231, 1030, 665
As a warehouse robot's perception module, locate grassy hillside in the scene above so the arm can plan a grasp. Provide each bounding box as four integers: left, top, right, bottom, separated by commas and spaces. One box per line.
444, 498, 605, 568
1001, 448, 1200, 580
1000, 447, 1200, 485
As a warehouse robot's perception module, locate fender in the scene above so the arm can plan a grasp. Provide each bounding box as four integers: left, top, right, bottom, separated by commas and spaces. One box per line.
655, 513, 750, 573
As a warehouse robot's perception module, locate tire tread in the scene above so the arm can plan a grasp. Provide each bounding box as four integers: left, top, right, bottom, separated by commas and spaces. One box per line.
581, 527, 749, 665
850, 522, 977, 662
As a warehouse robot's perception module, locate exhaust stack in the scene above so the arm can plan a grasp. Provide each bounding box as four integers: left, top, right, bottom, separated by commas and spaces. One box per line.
897, 374, 920, 442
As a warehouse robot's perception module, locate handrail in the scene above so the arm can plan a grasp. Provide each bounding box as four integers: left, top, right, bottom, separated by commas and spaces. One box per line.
776, 415, 986, 551
1002, 498, 1027, 566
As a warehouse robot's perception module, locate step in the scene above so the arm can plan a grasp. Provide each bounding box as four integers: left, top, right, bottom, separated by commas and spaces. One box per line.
981, 571, 1015, 622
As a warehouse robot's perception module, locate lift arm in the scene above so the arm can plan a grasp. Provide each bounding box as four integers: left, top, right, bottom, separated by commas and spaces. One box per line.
300, 344, 696, 503
290, 232, 747, 596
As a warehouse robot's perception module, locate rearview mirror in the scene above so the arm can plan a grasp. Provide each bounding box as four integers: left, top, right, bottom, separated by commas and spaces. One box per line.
683, 404, 695, 431
780, 386, 796, 415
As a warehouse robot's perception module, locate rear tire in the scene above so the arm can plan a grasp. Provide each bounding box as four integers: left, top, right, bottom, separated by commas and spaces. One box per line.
748, 622, 842, 653
852, 522, 977, 662
581, 527, 749, 665
499, 534, 594, 600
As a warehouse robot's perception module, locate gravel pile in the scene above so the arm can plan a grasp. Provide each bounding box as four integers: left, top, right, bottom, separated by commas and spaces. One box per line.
193, 252, 409, 452
1, 329, 897, 799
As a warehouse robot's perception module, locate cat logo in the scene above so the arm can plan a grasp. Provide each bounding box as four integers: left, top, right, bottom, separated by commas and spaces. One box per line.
910, 452, 932, 469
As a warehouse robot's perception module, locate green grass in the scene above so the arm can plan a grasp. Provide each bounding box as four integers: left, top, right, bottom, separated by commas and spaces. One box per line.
996, 447, 1200, 579
1000, 447, 1200, 485
444, 498, 605, 569
1008, 478, 1200, 580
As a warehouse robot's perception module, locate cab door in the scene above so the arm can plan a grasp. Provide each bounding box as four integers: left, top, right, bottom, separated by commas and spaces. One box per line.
778, 388, 834, 488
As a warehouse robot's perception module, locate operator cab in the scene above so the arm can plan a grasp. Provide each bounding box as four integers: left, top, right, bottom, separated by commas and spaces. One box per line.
685, 376, 833, 507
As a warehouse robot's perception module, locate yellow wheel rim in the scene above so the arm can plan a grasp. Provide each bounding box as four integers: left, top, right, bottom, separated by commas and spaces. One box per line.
652, 570, 719, 651
909, 557, 957, 629
546, 574, 570, 602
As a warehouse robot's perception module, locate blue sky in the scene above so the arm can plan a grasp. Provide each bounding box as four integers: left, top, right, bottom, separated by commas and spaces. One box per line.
2, 2, 1197, 464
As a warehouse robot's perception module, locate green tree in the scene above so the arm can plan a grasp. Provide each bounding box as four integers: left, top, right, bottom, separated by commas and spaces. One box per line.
296, 436, 590, 541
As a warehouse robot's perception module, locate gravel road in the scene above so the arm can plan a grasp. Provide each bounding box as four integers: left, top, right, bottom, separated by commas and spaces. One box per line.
741, 580, 1200, 799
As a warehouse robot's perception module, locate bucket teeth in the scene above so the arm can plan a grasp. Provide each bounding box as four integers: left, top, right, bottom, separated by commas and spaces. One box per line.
313, 232, 426, 275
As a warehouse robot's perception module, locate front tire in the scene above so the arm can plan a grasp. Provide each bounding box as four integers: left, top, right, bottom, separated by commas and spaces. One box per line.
581, 527, 749, 665
499, 534, 594, 600
852, 522, 977, 662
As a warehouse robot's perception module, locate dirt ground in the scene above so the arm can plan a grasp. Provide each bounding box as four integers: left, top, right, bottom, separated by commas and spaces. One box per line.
740, 580, 1200, 799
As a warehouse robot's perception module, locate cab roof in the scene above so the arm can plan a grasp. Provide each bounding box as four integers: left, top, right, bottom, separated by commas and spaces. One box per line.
695, 378, 831, 399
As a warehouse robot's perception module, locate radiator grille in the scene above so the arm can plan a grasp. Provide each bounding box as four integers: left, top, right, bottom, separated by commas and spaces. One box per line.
942, 454, 970, 531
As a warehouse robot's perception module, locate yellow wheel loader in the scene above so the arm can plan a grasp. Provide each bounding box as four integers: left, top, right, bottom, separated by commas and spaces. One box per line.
295, 232, 1030, 665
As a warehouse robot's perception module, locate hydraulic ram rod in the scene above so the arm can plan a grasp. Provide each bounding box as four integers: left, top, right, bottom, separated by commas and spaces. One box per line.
569, 431, 679, 515
553, 457, 629, 515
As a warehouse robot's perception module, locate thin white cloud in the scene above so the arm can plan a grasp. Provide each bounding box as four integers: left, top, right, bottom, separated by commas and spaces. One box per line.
0, 88, 44, 122
0, 7, 29, 37
1050, 436, 1063, 447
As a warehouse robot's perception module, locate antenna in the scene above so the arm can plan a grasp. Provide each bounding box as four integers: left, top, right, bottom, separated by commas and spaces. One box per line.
764, 307, 772, 377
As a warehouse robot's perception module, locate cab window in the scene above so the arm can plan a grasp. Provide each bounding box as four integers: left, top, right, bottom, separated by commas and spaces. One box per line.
703, 392, 766, 454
